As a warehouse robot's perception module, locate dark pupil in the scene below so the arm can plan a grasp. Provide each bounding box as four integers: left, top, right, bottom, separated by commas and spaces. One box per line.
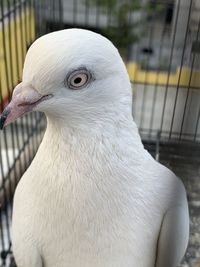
74, 77, 82, 84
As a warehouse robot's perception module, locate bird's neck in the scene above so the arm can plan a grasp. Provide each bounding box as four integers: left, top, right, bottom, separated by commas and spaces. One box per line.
39, 114, 147, 165
33, 115, 152, 196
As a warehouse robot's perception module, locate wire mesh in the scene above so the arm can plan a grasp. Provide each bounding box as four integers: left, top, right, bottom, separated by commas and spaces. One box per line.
0, 0, 63, 266
0, 0, 199, 266
128, 0, 200, 142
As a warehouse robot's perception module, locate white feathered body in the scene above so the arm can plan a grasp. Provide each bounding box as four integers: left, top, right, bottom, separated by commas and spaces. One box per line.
10, 29, 189, 267
12, 118, 187, 267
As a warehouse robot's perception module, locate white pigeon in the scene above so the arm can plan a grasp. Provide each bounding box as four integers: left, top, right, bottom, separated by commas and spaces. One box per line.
0, 29, 189, 267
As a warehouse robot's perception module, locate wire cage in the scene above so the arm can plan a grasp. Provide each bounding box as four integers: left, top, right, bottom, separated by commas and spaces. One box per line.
0, 0, 200, 266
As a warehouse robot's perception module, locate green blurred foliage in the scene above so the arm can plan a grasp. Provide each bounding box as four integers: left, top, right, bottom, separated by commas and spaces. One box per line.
1, 0, 15, 6
88, 0, 141, 57
87, 0, 166, 59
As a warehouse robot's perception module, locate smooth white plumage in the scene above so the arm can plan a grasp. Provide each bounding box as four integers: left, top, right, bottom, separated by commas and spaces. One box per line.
8, 29, 189, 267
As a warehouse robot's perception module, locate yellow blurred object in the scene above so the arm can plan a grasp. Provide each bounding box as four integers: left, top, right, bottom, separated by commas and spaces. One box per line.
127, 62, 200, 89
194, 259, 200, 267
195, 264, 200, 267
0, 7, 35, 104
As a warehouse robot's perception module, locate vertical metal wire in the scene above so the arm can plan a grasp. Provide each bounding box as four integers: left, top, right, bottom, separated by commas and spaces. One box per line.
21, 1, 32, 163
18, 0, 29, 168
44, 0, 50, 34
0, 137, 11, 264
139, 2, 156, 131
0, 207, 6, 266
159, 0, 181, 137
32, 0, 43, 148
85, 0, 89, 26
13, 0, 21, 80
73, 0, 78, 26
25, 0, 36, 157
179, 16, 200, 140
6, 0, 21, 192
0, 0, 11, 100
107, 0, 112, 28
52, 0, 56, 28
12, 0, 23, 179
58, 0, 63, 30
32, 0, 44, 146
169, 0, 193, 139
29, 0, 39, 155
95, 0, 100, 28
149, 6, 168, 138
0, 112, 11, 267
194, 107, 200, 141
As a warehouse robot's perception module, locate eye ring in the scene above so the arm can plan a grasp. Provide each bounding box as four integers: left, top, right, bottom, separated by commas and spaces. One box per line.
66, 69, 92, 90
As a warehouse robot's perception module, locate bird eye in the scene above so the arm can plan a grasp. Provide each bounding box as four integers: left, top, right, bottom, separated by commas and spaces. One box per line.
67, 69, 91, 89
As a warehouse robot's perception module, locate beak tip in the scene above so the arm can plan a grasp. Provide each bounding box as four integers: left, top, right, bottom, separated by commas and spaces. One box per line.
0, 108, 11, 130
0, 118, 6, 130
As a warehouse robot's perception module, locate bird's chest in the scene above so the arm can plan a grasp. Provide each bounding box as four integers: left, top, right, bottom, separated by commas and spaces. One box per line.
13, 162, 160, 267
12, 144, 162, 267
32, 185, 157, 267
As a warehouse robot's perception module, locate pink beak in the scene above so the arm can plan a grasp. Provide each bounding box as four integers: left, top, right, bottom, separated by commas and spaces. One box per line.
0, 83, 52, 129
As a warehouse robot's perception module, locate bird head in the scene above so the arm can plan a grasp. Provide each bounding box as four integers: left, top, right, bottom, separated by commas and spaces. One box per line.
0, 29, 132, 129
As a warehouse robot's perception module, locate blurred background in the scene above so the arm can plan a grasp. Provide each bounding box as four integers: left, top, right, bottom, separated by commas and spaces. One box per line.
0, 0, 200, 266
